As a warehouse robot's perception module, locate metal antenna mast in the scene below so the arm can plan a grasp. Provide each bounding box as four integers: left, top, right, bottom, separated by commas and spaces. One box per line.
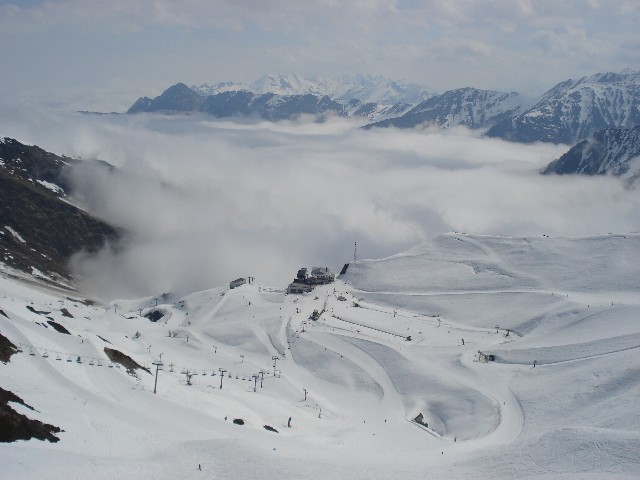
354, 241, 357, 263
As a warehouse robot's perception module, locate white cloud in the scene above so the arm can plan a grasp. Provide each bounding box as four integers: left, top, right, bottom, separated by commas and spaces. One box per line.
4, 108, 635, 300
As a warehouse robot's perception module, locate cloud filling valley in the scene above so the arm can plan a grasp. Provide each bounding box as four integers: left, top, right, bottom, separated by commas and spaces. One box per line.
3, 110, 638, 299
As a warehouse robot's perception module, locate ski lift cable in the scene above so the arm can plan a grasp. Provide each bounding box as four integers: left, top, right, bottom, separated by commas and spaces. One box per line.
17, 342, 259, 379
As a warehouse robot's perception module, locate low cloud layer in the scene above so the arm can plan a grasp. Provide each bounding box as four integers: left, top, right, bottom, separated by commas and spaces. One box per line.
3, 110, 638, 299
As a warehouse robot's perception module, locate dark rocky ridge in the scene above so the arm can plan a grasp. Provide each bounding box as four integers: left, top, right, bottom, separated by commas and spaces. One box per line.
0, 387, 62, 443
104, 347, 151, 376
0, 331, 19, 363
0, 137, 120, 283
541, 124, 640, 185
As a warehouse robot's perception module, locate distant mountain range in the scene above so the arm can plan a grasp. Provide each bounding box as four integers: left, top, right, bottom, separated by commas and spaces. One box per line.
0, 138, 118, 284
128, 70, 639, 141
126, 70, 640, 183
128, 80, 416, 121
191, 73, 434, 105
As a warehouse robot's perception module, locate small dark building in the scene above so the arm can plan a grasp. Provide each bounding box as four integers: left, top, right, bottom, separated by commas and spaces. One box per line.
230, 278, 246, 289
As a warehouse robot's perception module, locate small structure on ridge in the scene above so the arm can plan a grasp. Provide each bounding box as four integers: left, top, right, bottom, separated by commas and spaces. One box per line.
287, 266, 335, 294
230, 277, 253, 289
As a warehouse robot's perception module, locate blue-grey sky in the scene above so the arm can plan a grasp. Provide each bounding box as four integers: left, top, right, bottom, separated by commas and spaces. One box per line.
1, 0, 639, 111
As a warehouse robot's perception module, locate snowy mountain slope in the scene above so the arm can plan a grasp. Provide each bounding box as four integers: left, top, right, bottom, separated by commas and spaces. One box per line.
541, 124, 640, 185
364, 88, 525, 130
2, 232, 639, 479
345, 233, 639, 294
486, 69, 640, 144
201, 91, 347, 121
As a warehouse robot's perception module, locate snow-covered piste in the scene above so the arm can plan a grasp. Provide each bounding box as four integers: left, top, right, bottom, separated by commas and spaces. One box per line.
1, 232, 639, 479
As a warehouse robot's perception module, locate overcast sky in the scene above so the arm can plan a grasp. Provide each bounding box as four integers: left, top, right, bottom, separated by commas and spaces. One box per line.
1, 0, 638, 111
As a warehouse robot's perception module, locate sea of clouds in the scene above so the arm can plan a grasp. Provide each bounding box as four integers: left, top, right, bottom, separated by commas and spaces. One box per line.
2, 107, 638, 299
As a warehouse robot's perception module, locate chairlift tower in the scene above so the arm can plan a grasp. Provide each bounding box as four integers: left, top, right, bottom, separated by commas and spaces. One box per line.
152, 360, 163, 394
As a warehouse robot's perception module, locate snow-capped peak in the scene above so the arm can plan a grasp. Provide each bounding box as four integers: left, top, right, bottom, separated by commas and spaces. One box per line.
191, 74, 434, 105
